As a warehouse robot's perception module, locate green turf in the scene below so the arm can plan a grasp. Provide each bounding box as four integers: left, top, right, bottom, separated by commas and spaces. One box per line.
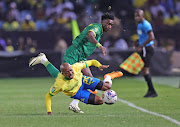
134, 76, 180, 88
0, 77, 180, 127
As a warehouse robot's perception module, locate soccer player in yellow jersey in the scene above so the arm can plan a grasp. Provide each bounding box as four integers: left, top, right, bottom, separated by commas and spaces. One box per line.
29, 53, 123, 115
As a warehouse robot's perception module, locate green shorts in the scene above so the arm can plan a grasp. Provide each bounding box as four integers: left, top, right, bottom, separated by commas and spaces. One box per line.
63, 45, 87, 65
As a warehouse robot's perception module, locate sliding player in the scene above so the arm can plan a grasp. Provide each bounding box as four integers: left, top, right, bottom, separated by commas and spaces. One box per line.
29, 53, 123, 115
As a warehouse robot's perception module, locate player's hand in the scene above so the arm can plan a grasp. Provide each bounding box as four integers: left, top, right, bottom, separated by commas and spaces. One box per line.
136, 46, 142, 52
99, 46, 107, 56
99, 65, 109, 71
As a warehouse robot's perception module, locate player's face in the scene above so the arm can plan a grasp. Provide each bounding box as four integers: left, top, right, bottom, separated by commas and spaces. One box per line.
102, 19, 114, 32
135, 12, 143, 23
62, 66, 74, 79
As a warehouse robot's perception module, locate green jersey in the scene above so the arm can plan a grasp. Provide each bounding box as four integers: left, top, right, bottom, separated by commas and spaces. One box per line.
73, 23, 103, 57
64, 23, 103, 65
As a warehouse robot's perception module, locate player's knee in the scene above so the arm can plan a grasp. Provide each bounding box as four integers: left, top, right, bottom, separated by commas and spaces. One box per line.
106, 83, 112, 89
101, 83, 111, 91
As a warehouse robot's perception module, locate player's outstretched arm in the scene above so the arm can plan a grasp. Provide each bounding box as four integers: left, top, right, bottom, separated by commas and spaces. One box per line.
86, 31, 107, 56
99, 65, 109, 71
84, 59, 109, 70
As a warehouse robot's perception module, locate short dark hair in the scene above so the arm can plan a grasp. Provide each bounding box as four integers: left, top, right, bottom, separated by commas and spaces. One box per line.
101, 12, 114, 20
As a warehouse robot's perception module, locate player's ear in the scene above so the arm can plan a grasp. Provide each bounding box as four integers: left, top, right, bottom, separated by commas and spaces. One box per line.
61, 71, 65, 76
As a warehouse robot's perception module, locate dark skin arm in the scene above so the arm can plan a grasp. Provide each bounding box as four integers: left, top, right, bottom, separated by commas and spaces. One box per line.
136, 31, 155, 52
86, 31, 107, 56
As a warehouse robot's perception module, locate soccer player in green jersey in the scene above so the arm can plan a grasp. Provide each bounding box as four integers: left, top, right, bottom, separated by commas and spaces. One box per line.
63, 13, 115, 113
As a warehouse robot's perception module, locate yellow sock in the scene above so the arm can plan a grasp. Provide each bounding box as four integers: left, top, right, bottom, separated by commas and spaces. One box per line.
45, 93, 52, 112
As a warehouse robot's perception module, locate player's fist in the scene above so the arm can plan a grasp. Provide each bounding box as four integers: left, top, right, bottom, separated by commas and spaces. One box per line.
99, 65, 109, 71
99, 46, 107, 56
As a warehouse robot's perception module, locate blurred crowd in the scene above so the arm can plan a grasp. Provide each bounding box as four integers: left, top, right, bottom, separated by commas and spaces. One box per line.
0, 0, 179, 52
0, 34, 37, 53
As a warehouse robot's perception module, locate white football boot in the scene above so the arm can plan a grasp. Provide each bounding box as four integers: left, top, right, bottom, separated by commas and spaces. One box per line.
68, 105, 84, 113
29, 53, 47, 67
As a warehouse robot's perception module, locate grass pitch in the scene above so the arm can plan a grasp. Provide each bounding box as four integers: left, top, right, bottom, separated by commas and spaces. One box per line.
0, 77, 179, 127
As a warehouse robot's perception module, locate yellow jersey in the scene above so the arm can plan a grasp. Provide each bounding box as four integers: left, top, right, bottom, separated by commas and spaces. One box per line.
50, 60, 102, 97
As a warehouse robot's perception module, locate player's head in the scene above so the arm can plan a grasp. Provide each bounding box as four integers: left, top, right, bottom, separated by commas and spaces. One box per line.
101, 12, 114, 32
135, 9, 144, 23
60, 63, 74, 79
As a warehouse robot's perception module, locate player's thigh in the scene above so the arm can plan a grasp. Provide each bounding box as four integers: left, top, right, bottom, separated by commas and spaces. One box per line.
82, 67, 93, 77
82, 76, 101, 90
71, 87, 91, 104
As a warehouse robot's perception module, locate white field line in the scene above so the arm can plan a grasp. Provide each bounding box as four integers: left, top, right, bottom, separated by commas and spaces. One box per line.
118, 98, 180, 126
99, 90, 180, 126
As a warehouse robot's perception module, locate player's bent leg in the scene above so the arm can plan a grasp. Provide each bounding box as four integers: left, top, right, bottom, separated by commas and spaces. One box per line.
101, 82, 111, 91
104, 71, 123, 80
94, 80, 111, 91
87, 94, 103, 105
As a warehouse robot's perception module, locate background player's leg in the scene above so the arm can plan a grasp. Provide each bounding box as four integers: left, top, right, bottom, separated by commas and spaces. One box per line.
104, 71, 123, 85
82, 67, 93, 77
142, 67, 157, 97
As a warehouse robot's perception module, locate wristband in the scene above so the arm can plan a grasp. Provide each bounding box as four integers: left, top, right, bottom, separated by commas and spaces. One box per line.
96, 43, 102, 47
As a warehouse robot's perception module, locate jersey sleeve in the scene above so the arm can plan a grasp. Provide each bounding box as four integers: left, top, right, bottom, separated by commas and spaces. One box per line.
73, 59, 102, 71
88, 24, 101, 37
144, 22, 152, 33
72, 62, 87, 71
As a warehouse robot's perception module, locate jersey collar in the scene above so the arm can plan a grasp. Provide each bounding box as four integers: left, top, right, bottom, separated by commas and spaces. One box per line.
65, 77, 71, 80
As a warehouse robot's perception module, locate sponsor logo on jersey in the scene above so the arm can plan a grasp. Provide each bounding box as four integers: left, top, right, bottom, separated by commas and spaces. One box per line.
51, 87, 56, 93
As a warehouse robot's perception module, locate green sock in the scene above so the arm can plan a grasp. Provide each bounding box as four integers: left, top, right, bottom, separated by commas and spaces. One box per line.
43, 61, 60, 79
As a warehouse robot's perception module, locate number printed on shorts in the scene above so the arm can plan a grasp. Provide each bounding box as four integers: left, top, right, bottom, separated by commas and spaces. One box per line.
83, 76, 94, 85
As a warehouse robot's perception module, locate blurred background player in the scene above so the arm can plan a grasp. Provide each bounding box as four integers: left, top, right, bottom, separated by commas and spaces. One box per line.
29, 53, 123, 115
134, 9, 158, 98
62, 12, 118, 112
